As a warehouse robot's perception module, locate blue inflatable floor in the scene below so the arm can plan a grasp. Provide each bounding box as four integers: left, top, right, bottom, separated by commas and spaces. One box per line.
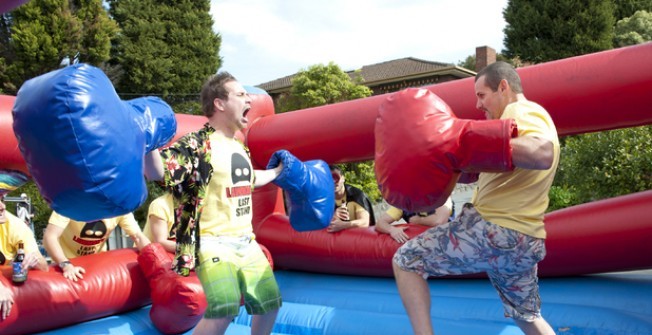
38, 270, 652, 335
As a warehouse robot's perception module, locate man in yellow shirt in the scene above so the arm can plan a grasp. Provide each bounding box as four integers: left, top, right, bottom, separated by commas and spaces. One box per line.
393, 61, 559, 335
375, 196, 452, 244
142, 192, 176, 253
43, 211, 146, 281
0, 175, 48, 320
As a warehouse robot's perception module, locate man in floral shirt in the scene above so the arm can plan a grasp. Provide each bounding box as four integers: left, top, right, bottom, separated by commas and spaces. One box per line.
145, 72, 283, 335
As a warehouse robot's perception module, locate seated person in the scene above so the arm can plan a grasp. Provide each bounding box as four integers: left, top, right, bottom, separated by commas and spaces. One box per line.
1, 194, 48, 320
142, 192, 176, 253
43, 211, 147, 281
328, 165, 375, 233
375, 196, 453, 244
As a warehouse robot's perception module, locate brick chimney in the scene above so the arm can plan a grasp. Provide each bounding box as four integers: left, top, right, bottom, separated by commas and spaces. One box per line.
475, 46, 496, 72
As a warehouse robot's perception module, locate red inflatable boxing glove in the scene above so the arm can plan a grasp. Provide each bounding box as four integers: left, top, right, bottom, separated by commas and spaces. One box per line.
375, 88, 517, 213
138, 243, 206, 334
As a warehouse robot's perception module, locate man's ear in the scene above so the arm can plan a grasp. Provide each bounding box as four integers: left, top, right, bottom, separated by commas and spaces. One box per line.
499, 79, 509, 93
214, 97, 225, 112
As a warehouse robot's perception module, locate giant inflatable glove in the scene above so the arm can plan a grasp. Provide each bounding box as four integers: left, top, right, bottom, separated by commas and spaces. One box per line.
266, 150, 334, 231
375, 88, 517, 213
138, 243, 206, 334
12, 64, 176, 221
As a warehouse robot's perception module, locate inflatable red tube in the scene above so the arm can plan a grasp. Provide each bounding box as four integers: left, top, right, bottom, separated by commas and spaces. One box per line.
246, 43, 652, 166
257, 190, 652, 277
0, 249, 150, 335
0, 96, 29, 175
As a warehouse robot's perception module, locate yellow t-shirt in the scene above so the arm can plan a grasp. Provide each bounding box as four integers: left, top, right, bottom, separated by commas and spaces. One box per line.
0, 212, 40, 265
472, 100, 560, 239
143, 193, 176, 241
198, 133, 254, 237
48, 211, 142, 258
386, 196, 453, 221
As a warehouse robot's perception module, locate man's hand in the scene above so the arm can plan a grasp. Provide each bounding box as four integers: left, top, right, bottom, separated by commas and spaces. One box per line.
333, 206, 350, 222
389, 226, 410, 244
23, 251, 49, 272
62, 263, 86, 282
327, 219, 351, 233
0, 283, 14, 320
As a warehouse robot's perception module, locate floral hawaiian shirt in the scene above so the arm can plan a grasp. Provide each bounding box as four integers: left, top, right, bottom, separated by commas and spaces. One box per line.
159, 123, 214, 276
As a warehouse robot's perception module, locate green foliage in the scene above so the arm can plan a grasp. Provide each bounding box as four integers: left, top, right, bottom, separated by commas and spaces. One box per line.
613, 0, 652, 21
456, 55, 475, 71
108, 0, 221, 101
0, 0, 117, 94
614, 10, 652, 47
276, 62, 372, 113
336, 161, 381, 203
550, 126, 652, 209
503, 0, 615, 63
6, 181, 51, 240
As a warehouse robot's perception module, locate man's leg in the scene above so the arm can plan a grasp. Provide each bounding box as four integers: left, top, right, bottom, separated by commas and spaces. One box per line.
393, 261, 433, 335
251, 308, 280, 335
514, 318, 556, 335
192, 317, 233, 335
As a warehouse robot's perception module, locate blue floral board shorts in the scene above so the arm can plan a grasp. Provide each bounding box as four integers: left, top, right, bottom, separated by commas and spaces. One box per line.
393, 204, 547, 321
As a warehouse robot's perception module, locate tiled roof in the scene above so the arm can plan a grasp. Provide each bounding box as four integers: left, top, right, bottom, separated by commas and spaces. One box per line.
257, 57, 461, 92
352, 57, 453, 84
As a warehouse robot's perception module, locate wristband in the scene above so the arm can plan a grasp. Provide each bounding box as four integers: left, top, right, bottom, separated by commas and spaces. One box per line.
58, 260, 72, 270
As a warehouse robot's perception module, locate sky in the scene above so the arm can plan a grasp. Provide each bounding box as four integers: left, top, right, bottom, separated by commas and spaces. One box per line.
210, 0, 509, 86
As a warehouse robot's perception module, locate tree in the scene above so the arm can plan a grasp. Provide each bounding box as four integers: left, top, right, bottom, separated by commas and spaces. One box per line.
108, 0, 221, 103
0, 0, 117, 93
613, 0, 652, 21
277, 62, 372, 113
503, 0, 615, 63
614, 10, 652, 47
549, 126, 652, 211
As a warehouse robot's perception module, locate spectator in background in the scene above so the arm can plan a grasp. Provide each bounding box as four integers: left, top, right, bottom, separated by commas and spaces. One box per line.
43, 211, 148, 282
0, 172, 48, 320
142, 192, 177, 253
376, 196, 453, 244
328, 165, 375, 233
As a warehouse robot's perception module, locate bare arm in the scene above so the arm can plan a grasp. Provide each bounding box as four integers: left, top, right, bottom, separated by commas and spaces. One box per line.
23, 251, 49, 272
144, 149, 164, 181
375, 211, 409, 243
43, 224, 85, 281
149, 215, 176, 253
409, 205, 451, 227
253, 164, 283, 187
374, 211, 396, 234
511, 136, 554, 170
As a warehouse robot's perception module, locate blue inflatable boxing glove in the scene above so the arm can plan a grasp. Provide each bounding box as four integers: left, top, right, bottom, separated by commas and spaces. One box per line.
12, 64, 176, 221
266, 150, 334, 231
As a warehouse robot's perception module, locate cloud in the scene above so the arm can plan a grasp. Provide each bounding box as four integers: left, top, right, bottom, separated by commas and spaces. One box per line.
211, 0, 507, 84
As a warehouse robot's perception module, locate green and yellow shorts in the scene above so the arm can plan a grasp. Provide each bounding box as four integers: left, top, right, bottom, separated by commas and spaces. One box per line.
196, 236, 282, 318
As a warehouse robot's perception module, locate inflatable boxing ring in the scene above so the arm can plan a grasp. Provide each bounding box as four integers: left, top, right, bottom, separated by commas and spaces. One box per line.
0, 43, 651, 334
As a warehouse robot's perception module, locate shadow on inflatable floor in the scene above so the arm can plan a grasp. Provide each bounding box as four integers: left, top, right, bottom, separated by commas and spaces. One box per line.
37, 269, 652, 335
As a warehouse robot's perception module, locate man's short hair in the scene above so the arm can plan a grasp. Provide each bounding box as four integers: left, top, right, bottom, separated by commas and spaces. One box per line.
475, 61, 523, 94
200, 72, 237, 117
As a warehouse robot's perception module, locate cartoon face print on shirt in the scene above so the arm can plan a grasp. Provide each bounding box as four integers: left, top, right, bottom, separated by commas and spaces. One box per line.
72, 220, 109, 256
231, 153, 251, 185
80, 220, 107, 239
229, 152, 253, 217
0, 251, 5, 265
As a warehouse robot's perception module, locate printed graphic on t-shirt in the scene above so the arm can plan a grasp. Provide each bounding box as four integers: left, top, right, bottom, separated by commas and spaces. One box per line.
73, 220, 107, 256
227, 152, 252, 218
